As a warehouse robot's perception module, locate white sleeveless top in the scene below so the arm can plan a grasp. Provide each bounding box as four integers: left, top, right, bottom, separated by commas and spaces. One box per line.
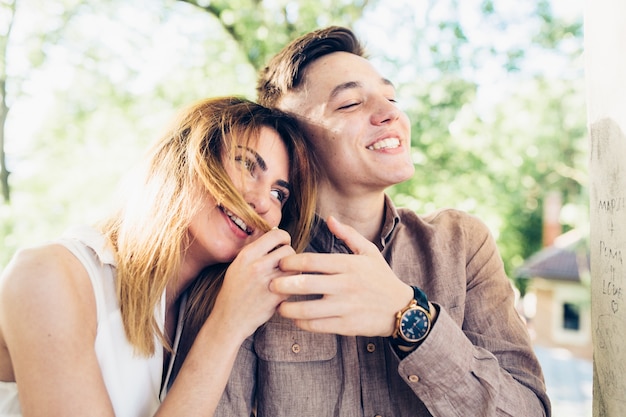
0, 225, 165, 417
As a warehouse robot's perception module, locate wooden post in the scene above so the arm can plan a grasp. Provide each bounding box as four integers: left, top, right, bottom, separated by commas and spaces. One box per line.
586, 0, 626, 416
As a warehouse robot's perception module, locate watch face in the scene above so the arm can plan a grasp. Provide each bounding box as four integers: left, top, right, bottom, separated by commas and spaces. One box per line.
400, 308, 430, 342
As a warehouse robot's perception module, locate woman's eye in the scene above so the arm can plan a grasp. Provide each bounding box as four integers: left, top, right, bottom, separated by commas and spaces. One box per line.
270, 189, 289, 204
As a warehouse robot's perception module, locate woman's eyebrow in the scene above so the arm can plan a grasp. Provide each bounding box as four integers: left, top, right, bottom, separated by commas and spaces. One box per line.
237, 145, 291, 190
237, 145, 267, 171
276, 179, 292, 192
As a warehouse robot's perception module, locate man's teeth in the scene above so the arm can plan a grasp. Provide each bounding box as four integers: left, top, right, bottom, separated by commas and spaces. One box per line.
367, 138, 400, 150
223, 208, 252, 234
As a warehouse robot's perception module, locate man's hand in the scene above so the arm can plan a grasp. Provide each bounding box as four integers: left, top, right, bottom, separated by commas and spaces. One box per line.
270, 216, 413, 337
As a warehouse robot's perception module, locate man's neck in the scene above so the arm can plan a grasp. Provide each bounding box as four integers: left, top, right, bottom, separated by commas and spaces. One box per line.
316, 185, 386, 243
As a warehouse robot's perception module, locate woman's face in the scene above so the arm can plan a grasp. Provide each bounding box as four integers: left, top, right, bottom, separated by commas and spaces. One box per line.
187, 126, 291, 266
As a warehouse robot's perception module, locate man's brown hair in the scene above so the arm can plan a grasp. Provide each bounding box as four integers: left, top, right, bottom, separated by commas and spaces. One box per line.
256, 26, 366, 107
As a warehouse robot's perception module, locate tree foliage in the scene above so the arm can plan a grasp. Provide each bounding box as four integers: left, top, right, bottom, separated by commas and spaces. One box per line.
177, 0, 372, 70
0, 0, 586, 282
1, 0, 18, 203
352, 0, 586, 275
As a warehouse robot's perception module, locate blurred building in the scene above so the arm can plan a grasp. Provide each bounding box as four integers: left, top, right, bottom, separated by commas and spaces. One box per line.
516, 228, 591, 360
515, 191, 591, 360
516, 192, 589, 361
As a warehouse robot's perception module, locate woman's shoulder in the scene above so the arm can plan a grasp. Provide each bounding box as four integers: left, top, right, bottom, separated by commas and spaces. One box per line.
2, 243, 77, 287
0, 242, 101, 414
0, 242, 95, 329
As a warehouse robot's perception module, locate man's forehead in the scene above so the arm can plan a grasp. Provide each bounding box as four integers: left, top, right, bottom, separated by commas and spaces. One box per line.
279, 53, 395, 110
328, 78, 395, 98
302, 53, 394, 86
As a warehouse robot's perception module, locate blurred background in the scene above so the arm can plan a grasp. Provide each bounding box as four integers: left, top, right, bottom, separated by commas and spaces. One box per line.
0, 0, 589, 415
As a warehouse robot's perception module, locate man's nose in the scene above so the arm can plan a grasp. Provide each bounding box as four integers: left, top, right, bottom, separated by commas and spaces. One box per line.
371, 98, 400, 125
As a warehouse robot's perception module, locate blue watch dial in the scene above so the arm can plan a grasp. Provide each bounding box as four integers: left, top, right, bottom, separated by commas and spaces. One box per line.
400, 307, 430, 342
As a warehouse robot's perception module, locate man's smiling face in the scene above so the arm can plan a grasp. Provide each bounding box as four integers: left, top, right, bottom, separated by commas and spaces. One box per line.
278, 51, 415, 195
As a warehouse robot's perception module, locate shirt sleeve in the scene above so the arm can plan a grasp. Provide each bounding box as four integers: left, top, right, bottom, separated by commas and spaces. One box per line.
396, 215, 551, 417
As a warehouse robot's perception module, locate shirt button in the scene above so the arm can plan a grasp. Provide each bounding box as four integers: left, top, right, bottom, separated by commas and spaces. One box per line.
408, 374, 420, 383
291, 343, 301, 354
366, 343, 376, 353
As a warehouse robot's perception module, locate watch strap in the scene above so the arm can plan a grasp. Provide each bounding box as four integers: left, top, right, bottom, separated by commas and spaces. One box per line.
411, 286, 429, 311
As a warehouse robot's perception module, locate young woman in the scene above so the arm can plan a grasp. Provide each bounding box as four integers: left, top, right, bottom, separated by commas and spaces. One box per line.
0, 96, 317, 417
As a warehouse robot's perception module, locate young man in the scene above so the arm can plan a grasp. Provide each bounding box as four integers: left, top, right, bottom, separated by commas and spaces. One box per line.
252, 26, 550, 416
171, 26, 550, 417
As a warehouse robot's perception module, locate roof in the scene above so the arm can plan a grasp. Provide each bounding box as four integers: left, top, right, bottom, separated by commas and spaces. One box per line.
516, 229, 590, 282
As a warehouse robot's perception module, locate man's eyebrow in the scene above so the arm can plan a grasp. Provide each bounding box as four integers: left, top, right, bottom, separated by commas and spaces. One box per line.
329, 78, 396, 99
329, 81, 362, 99
382, 78, 395, 88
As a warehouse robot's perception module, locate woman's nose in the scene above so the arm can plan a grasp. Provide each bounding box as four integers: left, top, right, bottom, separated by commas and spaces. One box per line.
245, 188, 271, 215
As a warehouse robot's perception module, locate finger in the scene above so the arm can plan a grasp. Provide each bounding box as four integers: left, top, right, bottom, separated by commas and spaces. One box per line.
277, 297, 344, 320
264, 228, 292, 252
292, 317, 349, 335
326, 215, 378, 256
281, 303, 388, 337
240, 229, 292, 259
293, 317, 335, 334
278, 251, 359, 275
233, 245, 297, 287
270, 273, 342, 296
261, 244, 296, 269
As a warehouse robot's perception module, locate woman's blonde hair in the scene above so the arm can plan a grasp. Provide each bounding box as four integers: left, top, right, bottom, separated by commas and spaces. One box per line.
98, 97, 317, 356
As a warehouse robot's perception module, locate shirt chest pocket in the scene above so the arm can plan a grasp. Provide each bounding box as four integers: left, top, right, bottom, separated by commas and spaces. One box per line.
254, 321, 344, 417
254, 320, 337, 363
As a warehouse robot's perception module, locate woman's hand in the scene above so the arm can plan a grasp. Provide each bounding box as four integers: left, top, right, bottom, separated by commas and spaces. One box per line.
210, 228, 294, 342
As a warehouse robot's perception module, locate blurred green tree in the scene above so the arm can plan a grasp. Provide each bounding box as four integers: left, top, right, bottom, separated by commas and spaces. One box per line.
0, 0, 16, 204
177, 0, 373, 70
0, 0, 586, 284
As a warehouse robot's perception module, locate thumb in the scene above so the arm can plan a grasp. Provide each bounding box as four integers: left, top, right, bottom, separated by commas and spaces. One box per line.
326, 215, 377, 256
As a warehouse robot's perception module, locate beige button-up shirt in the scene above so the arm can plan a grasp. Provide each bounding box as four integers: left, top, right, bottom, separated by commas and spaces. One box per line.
174, 196, 551, 416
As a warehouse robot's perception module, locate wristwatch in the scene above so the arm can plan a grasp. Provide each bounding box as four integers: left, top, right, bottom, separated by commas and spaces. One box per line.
392, 286, 432, 347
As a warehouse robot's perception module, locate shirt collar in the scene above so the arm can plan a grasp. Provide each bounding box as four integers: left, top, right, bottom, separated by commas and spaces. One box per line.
380, 194, 401, 248
308, 194, 401, 253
